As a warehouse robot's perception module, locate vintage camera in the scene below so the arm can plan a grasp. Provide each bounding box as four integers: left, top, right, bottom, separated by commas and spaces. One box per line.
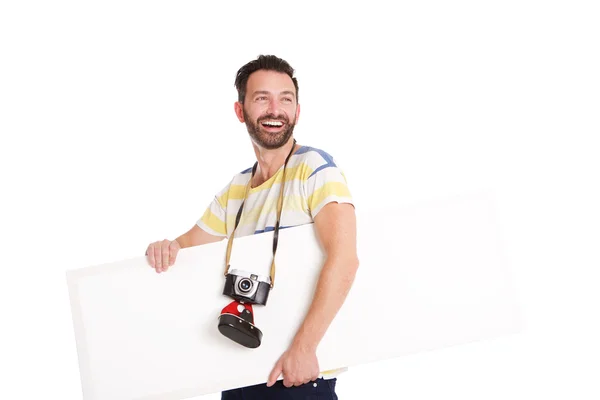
222, 269, 272, 306
219, 269, 272, 348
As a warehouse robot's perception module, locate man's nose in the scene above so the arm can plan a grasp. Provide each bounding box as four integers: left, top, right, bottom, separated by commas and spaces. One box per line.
267, 98, 281, 115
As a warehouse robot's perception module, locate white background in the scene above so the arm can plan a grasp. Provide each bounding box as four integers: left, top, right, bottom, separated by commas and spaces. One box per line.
1, 1, 598, 399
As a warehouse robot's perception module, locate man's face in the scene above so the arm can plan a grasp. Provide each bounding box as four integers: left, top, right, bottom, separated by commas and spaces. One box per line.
236, 70, 300, 150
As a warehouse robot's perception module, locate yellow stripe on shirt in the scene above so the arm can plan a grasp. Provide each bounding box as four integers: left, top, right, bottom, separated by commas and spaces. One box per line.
218, 184, 247, 206
225, 194, 309, 228
308, 181, 352, 211
218, 164, 312, 205
200, 208, 227, 236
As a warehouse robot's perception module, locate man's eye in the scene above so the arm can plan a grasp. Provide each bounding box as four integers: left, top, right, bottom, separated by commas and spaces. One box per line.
256, 96, 268, 101
282, 97, 292, 103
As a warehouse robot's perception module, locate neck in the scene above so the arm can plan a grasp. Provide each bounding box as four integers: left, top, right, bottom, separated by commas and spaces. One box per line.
251, 138, 297, 187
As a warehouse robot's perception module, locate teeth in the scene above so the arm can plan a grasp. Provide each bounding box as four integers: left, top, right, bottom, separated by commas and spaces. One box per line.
262, 120, 283, 127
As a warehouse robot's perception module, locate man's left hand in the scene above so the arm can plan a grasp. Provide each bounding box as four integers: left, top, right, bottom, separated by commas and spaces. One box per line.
266, 344, 320, 387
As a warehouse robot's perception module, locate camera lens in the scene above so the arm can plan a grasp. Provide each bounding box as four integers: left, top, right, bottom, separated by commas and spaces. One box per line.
238, 278, 253, 293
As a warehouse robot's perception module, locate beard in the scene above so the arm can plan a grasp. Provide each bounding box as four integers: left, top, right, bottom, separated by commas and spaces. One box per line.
243, 108, 296, 150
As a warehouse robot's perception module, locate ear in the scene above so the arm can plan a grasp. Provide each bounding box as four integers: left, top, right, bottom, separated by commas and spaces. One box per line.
234, 102, 245, 123
295, 103, 301, 124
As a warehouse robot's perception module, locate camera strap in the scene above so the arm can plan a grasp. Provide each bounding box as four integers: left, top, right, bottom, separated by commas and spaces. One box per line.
224, 138, 297, 289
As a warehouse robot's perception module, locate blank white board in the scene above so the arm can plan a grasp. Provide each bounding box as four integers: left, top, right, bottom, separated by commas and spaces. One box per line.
66, 191, 521, 400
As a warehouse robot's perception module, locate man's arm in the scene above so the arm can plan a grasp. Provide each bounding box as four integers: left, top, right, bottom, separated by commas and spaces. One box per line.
176, 224, 225, 248
147, 224, 225, 273
267, 202, 359, 387
291, 202, 359, 350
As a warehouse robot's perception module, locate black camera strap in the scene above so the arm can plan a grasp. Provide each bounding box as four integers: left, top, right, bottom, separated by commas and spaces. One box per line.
224, 139, 297, 289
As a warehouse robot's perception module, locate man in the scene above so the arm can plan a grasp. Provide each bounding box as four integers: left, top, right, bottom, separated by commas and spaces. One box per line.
146, 55, 359, 400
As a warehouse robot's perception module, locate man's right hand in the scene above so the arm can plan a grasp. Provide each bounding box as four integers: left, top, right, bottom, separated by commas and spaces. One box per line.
146, 239, 181, 273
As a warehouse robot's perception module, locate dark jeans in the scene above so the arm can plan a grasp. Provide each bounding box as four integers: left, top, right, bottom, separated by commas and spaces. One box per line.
221, 377, 338, 400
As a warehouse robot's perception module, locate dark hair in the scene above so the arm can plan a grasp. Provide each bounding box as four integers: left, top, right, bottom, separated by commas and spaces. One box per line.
234, 55, 299, 104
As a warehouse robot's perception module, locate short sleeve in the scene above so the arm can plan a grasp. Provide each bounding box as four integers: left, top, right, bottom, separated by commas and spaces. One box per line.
196, 184, 229, 237
304, 153, 354, 218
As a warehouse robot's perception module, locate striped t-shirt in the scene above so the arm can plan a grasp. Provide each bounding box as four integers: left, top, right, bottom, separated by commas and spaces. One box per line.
197, 145, 354, 239
196, 144, 354, 379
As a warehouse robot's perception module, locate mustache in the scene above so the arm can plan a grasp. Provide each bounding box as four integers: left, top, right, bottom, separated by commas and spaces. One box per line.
258, 114, 289, 124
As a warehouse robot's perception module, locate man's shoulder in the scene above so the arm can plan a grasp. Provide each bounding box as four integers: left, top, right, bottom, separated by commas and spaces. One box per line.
229, 164, 254, 182
238, 165, 254, 176
293, 144, 344, 181
211, 166, 252, 195
294, 144, 340, 169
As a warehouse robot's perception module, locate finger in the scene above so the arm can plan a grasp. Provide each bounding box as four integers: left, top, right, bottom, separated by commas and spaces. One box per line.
169, 241, 178, 266
283, 377, 293, 388
154, 244, 162, 272
267, 362, 282, 387
161, 240, 170, 271
146, 245, 155, 268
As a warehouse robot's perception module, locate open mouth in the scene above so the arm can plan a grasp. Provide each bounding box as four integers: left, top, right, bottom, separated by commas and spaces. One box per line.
260, 120, 285, 130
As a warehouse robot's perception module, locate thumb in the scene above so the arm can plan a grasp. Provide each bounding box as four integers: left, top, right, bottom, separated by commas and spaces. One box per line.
267, 360, 282, 387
